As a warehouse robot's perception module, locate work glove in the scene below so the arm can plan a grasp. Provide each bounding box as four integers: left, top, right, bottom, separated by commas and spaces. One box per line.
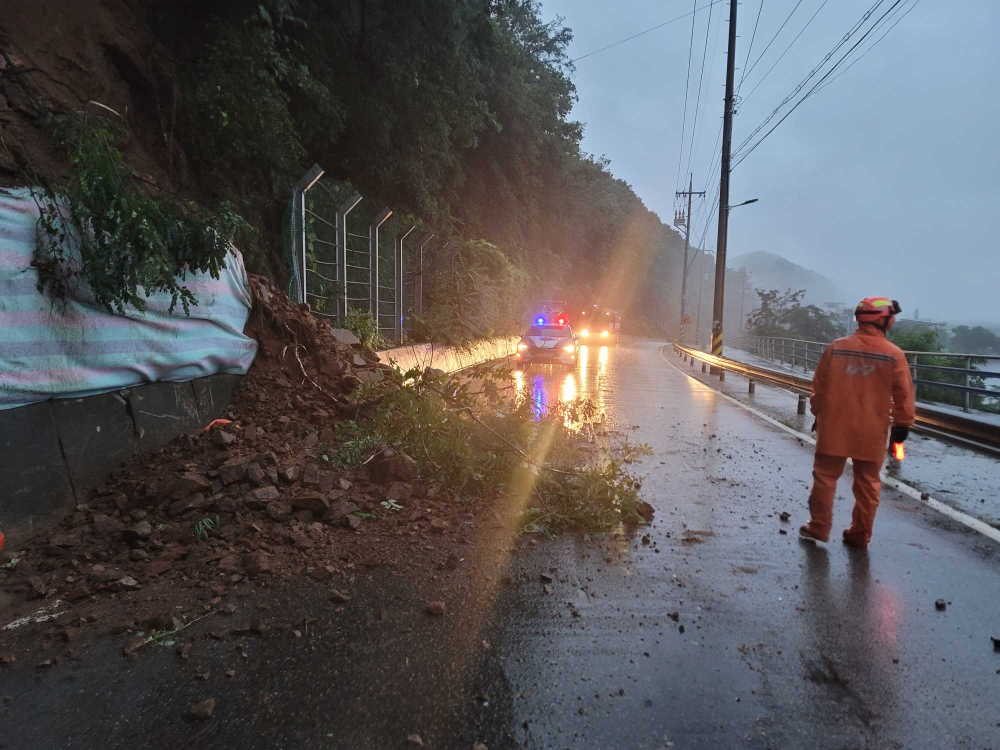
890, 425, 910, 444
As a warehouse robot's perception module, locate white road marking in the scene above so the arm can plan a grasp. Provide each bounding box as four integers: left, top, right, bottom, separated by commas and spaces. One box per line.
660, 346, 1000, 546
3, 600, 64, 631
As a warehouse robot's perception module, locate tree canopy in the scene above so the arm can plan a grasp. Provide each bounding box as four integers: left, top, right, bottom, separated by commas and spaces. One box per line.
148, 0, 684, 332
950, 325, 1000, 355
746, 288, 844, 342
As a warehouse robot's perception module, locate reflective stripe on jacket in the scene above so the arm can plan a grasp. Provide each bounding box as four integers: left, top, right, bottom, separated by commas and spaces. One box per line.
810, 324, 916, 462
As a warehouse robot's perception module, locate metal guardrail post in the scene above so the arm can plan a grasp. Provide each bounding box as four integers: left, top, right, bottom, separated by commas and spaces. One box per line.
748, 379, 755, 394
336, 193, 363, 323
964, 357, 971, 413
797, 395, 807, 415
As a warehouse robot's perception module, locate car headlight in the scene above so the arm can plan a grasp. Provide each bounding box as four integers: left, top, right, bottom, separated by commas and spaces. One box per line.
580, 329, 589, 337
517, 342, 529, 350
601, 330, 609, 338
563, 343, 575, 353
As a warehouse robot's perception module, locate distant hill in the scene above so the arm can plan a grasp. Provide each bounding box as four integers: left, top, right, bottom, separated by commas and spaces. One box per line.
729, 251, 844, 307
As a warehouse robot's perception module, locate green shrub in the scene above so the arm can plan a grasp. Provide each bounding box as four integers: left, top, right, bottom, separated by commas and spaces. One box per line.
35, 112, 250, 314
345, 308, 388, 351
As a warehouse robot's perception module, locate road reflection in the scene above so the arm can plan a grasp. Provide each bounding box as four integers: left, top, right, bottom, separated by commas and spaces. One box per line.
512, 344, 612, 421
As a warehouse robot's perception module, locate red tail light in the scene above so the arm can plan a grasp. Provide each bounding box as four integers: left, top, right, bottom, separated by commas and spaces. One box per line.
892, 442, 906, 461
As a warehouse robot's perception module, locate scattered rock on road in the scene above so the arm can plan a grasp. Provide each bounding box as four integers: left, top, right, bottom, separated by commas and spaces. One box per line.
935, 599, 947, 611
406, 733, 424, 746
426, 600, 446, 616
190, 697, 215, 720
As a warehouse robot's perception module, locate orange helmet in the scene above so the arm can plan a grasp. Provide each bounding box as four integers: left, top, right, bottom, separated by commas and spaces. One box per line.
855, 297, 901, 320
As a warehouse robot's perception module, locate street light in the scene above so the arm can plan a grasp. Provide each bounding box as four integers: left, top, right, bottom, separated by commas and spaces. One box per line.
725, 198, 758, 210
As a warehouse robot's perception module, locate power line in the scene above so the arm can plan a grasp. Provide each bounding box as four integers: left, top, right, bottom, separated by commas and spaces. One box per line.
741, 0, 830, 106
810, 0, 921, 97
732, 0, 907, 170
732, 0, 889, 159
737, 0, 765, 92
569, 0, 725, 64
684, 0, 717, 179
737, 0, 805, 89
689, 6, 726, 184
675, 0, 700, 194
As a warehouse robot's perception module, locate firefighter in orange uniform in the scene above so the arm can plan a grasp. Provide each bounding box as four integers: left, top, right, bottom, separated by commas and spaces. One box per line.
800, 297, 916, 548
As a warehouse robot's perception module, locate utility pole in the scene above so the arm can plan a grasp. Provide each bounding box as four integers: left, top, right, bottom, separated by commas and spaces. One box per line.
675, 173, 705, 344
711, 0, 739, 360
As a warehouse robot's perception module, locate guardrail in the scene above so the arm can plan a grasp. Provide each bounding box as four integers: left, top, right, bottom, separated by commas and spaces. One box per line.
733, 335, 1000, 414
671, 343, 1000, 455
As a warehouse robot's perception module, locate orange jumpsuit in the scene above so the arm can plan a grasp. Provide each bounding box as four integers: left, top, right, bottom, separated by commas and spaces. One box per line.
804, 324, 916, 545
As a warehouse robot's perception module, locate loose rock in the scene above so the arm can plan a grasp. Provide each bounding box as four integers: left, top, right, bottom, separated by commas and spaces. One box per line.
190, 697, 215, 720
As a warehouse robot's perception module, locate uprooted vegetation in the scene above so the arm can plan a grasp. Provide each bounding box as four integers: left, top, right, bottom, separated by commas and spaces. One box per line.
332, 363, 652, 534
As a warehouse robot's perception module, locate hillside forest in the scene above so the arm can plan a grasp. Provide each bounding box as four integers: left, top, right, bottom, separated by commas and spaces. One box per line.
0, 0, 687, 339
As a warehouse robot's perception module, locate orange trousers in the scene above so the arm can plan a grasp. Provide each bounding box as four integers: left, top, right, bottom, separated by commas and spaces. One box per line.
805, 453, 884, 545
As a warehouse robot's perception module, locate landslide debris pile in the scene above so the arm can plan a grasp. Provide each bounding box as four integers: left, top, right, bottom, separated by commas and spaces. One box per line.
0, 277, 452, 615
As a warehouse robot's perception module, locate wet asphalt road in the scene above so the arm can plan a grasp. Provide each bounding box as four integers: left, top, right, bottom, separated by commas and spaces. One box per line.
3, 338, 999, 749
502, 339, 1000, 749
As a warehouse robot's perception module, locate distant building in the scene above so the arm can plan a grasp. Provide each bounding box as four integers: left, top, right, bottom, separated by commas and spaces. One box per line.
896, 318, 948, 332
824, 302, 856, 335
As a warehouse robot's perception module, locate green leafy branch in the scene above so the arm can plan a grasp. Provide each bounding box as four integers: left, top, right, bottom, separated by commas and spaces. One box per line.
34, 111, 251, 314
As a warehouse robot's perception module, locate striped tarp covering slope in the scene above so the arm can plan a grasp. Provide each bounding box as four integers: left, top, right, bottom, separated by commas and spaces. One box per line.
0, 188, 257, 411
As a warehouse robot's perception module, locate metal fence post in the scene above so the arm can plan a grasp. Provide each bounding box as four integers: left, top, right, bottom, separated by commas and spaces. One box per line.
292, 164, 325, 305
336, 193, 363, 323
394, 226, 416, 345
415, 233, 433, 321
370, 208, 393, 324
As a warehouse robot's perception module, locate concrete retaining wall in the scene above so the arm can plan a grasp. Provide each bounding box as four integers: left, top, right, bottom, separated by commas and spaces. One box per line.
377, 336, 520, 374
0, 375, 239, 547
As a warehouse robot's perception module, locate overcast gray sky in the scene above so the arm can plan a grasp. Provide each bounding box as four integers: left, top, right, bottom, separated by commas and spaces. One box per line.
539, 0, 999, 324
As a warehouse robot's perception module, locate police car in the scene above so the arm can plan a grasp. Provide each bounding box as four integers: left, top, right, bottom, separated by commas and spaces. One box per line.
515, 313, 577, 366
